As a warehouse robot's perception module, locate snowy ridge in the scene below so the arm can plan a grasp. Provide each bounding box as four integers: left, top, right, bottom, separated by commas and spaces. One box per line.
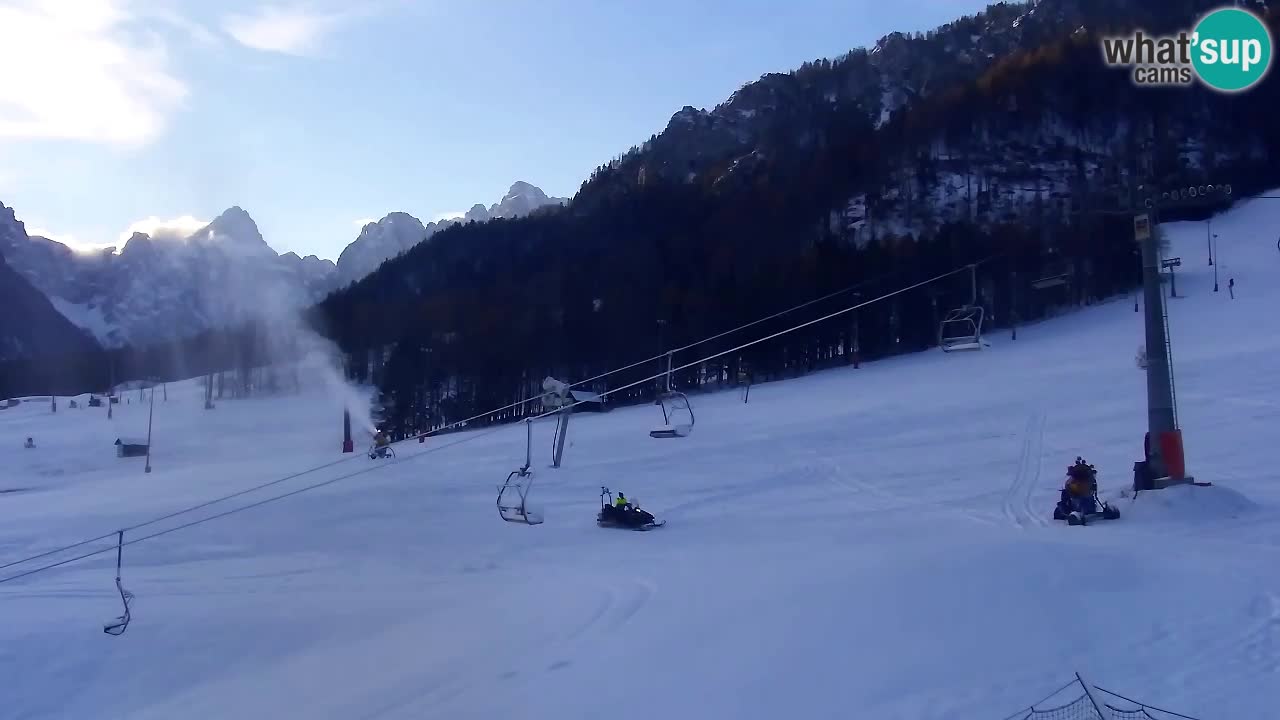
2, 193, 1280, 717
0, 204, 333, 349
0, 181, 566, 350
334, 182, 567, 287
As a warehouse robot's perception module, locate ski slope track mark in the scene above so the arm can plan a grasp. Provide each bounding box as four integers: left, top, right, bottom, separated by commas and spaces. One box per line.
1003, 411, 1047, 529
565, 578, 656, 641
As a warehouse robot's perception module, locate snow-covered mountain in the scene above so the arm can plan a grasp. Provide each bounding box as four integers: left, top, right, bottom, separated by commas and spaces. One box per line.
0, 252, 99, 364
334, 182, 567, 287
336, 212, 430, 289
279, 251, 341, 299
0, 203, 333, 349
486, 181, 566, 220
0, 181, 566, 350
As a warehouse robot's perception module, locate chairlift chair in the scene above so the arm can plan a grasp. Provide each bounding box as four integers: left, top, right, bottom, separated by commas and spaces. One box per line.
103, 531, 134, 636
939, 305, 985, 352
650, 392, 695, 438
650, 351, 695, 438
939, 264, 986, 352
497, 419, 544, 525
497, 467, 543, 525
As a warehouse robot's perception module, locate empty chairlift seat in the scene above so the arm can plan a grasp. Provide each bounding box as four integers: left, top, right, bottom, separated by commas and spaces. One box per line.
649, 351, 695, 438
939, 263, 986, 352
496, 419, 543, 526
939, 305, 985, 352
650, 391, 695, 438
497, 468, 543, 525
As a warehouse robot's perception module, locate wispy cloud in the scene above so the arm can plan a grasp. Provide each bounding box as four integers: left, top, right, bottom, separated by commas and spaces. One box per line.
0, 0, 188, 146
223, 5, 346, 56
119, 214, 209, 243
432, 211, 465, 223
26, 226, 117, 254
145, 6, 222, 48
353, 217, 376, 229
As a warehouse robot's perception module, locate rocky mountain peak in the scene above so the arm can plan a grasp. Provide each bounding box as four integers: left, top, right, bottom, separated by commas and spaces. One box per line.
334, 212, 427, 286
119, 232, 154, 255
333, 182, 567, 286
191, 206, 267, 249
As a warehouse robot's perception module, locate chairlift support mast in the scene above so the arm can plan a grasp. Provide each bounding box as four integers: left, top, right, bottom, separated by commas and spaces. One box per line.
543, 377, 573, 469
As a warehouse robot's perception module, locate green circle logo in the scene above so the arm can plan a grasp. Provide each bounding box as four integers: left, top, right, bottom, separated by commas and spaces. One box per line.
1191, 8, 1273, 92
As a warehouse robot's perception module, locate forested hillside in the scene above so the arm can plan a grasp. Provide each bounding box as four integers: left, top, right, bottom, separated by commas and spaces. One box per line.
313, 0, 1280, 437
6, 0, 1276, 422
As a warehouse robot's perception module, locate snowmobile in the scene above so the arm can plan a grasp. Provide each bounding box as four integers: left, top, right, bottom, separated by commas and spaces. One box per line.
597, 487, 665, 531
1052, 457, 1120, 526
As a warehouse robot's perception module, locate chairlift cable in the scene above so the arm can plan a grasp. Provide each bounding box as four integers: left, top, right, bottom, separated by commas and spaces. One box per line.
0, 253, 1001, 585
0, 448, 373, 576
404, 257, 945, 443
0, 531, 119, 573
520, 256, 1003, 424
0, 421, 518, 586
123, 453, 367, 534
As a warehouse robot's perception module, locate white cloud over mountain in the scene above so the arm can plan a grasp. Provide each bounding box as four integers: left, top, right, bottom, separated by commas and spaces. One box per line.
118, 214, 212, 244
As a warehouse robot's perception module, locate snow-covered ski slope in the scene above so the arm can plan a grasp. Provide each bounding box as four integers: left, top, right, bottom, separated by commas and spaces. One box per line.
3, 195, 1280, 720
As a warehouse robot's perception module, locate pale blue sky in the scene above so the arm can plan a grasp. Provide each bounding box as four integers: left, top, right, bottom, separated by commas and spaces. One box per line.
0, 0, 989, 262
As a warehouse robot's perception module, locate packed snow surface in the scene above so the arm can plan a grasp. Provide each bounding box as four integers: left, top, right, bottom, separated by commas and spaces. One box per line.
3, 195, 1280, 719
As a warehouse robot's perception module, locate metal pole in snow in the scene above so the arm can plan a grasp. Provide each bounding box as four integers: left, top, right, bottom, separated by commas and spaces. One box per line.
552, 408, 569, 469
144, 383, 155, 474
523, 418, 533, 472
1213, 234, 1220, 292
1207, 218, 1213, 265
